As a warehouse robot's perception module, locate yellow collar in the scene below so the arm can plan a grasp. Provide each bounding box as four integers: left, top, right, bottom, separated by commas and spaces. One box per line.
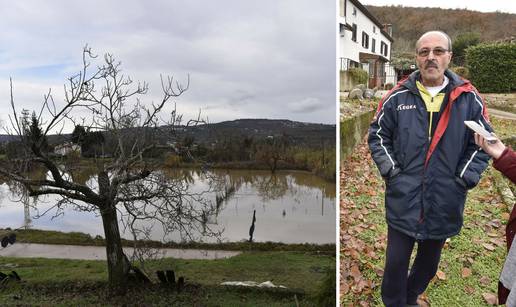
416, 80, 445, 113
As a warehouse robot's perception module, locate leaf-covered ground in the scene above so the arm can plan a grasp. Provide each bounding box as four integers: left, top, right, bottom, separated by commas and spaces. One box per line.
340, 118, 515, 306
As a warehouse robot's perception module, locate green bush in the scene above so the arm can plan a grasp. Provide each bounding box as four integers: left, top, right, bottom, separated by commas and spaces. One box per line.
450, 66, 470, 80
163, 153, 181, 167
348, 68, 368, 85
452, 32, 480, 66
466, 43, 516, 93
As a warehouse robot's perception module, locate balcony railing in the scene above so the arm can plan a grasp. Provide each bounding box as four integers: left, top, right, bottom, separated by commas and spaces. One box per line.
339, 58, 363, 71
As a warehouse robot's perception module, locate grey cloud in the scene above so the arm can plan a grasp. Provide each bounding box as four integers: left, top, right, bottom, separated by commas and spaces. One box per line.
0, 0, 336, 129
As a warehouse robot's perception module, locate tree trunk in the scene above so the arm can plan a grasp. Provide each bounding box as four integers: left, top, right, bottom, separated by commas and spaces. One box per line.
100, 204, 130, 287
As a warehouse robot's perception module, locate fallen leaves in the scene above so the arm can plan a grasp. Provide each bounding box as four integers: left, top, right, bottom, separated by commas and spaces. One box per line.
489, 238, 504, 247
479, 276, 491, 286
350, 265, 362, 281
436, 270, 447, 281
464, 285, 475, 294
482, 293, 498, 305
461, 267, 472, 278
417, 293, 431, 307
340, 139, 384, 303
482, 243, 496, 251
340, 136, 512, 305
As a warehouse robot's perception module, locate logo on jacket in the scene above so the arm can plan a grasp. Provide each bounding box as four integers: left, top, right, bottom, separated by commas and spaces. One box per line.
397, 104, 417, 111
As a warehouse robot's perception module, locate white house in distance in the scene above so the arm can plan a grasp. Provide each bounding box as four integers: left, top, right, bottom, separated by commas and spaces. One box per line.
338, 0, 396, 90
54, 142, 81, 156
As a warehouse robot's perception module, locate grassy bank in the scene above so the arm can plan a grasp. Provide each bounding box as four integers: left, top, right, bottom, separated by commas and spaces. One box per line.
0, 282, 308, 306
7, 228, 335, 254
0, 251, 334, 306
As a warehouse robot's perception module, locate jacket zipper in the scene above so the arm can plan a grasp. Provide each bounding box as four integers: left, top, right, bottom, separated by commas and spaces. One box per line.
419, 94, 434, 226
428, 97, 433, 142
407, 80, 465, 234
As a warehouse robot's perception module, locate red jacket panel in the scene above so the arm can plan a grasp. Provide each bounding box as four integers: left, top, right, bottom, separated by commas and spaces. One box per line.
496, 147, 516, 304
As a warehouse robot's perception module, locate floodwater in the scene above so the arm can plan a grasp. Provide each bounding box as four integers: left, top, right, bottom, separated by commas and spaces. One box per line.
0, 243, 240, 260
0, 169, 336, 244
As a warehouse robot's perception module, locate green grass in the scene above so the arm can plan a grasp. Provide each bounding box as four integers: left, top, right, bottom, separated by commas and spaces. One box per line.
0, 282, 311, 306
491, 116, 515, 139
0, 252, 334, 306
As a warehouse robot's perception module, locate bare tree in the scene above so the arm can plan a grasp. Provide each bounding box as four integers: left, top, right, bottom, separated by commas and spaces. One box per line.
0, 46, 217, 287
254, 135, 289, 173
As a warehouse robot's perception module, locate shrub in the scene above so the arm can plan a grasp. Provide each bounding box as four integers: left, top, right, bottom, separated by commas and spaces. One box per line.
466, 43, 516, 93
452, 32, 480, 66
163, 153, 181, 167
348, 68, 368, 85
450, 66, 470, 79
384, 83, 394, 90
65, 150, 81, 163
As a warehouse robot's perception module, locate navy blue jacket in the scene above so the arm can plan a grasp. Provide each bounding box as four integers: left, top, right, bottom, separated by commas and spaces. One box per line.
368, 70, 492, 240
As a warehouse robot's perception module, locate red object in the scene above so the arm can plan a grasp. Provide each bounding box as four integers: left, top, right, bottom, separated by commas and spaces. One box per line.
494, 147, 516, 304
424, 82, 490, 168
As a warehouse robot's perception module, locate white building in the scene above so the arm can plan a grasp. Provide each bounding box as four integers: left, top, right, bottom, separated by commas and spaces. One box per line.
54, 142, 81, 156
338, 0, 396, 90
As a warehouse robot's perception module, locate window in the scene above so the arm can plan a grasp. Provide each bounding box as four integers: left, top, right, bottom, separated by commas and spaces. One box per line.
339, 24, 345, 36
384, 43, 388, 57
372, 38, 376, 53
373, 26, 376, 33
352, 7, 357, 16
380, 41, 388, 57
352, 24, 357, 42
362, 31, 369, 49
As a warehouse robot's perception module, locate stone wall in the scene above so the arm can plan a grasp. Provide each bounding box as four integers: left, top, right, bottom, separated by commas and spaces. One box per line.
340, 71, 355, 92
340, 110, 375, 160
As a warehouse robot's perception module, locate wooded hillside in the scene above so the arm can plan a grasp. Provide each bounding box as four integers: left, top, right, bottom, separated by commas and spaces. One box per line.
366, 5, 516, 53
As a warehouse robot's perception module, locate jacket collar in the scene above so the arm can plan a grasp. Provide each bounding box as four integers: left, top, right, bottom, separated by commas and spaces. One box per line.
401, 69, 468, 94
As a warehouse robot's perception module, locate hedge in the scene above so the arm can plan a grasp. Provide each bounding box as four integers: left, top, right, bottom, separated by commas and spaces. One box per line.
450, 66, 470, 80
466, 43, 516, 93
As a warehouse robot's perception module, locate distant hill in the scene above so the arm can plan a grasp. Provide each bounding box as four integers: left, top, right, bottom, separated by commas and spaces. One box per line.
0, 135, 19, 143
366, 5, 516, 53
0, 119, 336, 148
178, 119, 336, 147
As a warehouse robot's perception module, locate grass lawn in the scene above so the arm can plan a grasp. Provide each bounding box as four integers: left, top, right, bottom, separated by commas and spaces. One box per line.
0, 251, 334, 306
340, 117, 515, 306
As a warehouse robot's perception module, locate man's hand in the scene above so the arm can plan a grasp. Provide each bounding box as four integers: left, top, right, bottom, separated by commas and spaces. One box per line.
474, 133, 506, 160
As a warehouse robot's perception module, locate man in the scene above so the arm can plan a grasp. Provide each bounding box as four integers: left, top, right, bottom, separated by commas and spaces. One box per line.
368, 31, 492, 307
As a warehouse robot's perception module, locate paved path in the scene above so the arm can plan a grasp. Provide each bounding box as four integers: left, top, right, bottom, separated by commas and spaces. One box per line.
489, 108, 516, 120
0, 243, 240, 260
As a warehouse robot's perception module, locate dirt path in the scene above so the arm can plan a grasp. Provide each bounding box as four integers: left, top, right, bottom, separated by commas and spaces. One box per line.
0, 243, 240, 260
489, 108, 516, 120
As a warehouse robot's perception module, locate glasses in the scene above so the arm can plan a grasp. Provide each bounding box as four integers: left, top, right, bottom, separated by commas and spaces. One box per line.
416, 47, 449, 57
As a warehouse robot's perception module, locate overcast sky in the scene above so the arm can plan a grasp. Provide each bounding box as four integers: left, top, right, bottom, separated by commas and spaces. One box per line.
0, 0, 336, 133
361, 0, 516, 14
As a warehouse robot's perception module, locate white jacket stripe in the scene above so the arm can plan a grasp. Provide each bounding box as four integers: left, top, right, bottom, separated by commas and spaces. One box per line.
375, 89, 410, 170
460, 91, 488, 177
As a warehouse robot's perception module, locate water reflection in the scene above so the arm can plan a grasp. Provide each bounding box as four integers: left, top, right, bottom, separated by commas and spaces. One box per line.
0, 168, 336, 244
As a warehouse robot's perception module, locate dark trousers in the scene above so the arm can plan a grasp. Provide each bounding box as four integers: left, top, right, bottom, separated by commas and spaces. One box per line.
381, 226, 446, 307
